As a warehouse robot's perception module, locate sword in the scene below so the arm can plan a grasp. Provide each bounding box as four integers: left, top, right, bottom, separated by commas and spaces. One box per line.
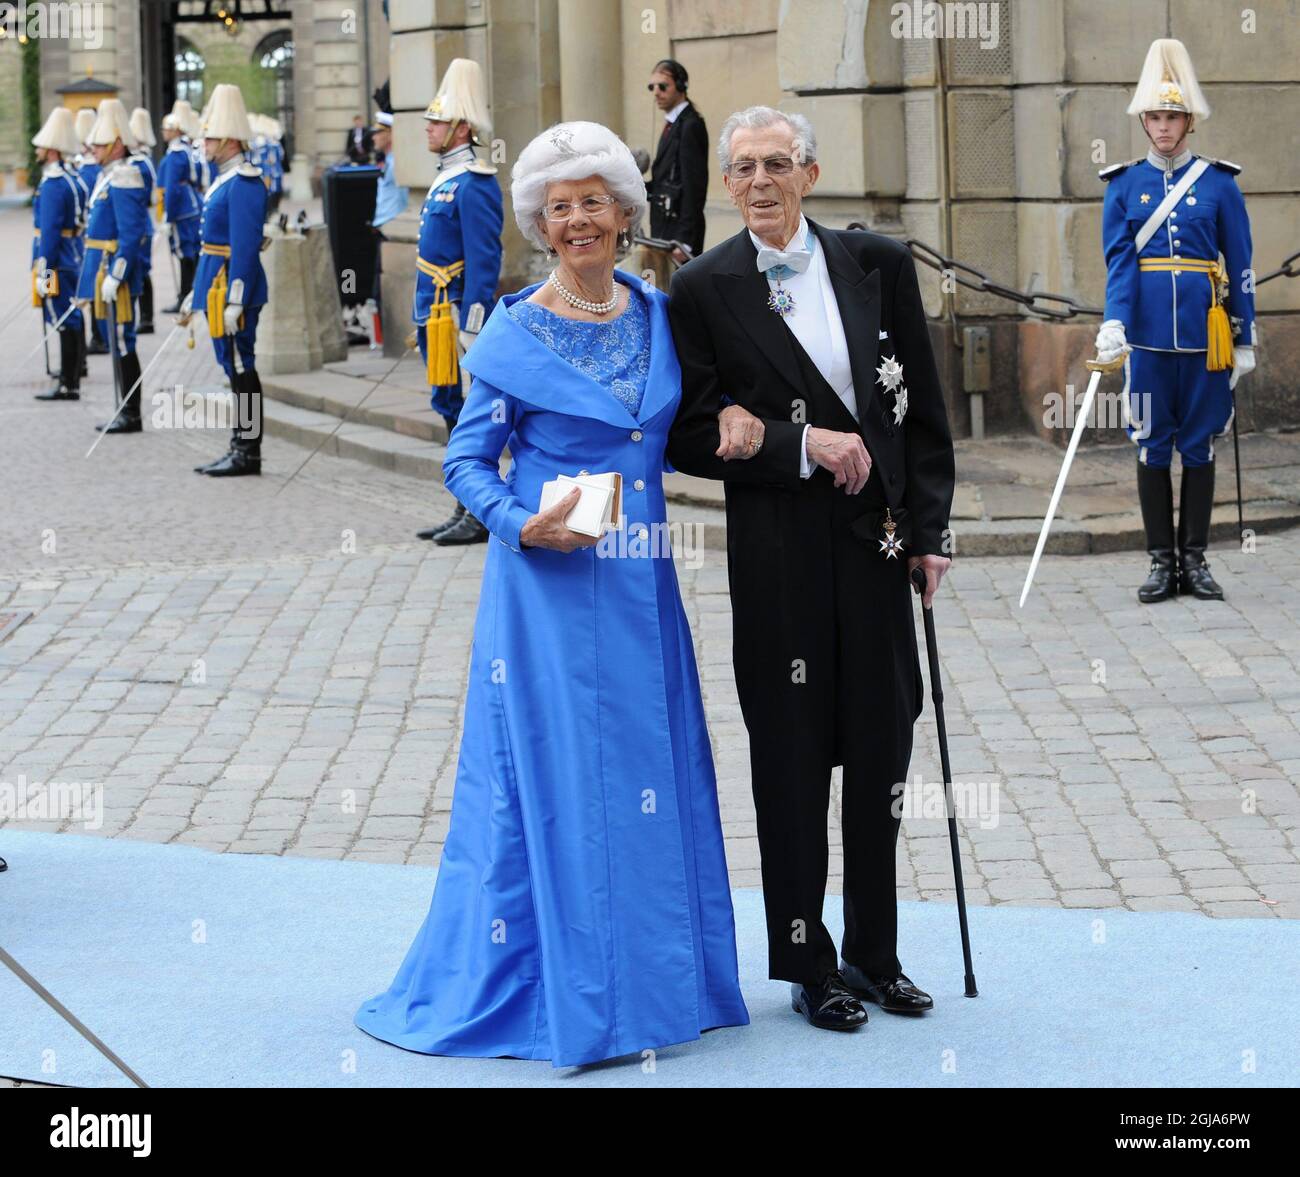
0, 943, 149, 1088
276, 342, 417, 494
40, 295, 55, 377
21, 300, 80, 368
85, 321, 184, 458
1019, 352, 1127, 608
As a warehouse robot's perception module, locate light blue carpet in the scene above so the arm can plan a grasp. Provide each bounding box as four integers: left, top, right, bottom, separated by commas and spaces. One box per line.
0, 830, 1294, 1087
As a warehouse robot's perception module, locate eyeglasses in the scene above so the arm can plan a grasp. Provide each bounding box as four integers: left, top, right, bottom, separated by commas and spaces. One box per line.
647, 82, 672, 92
542, 194, 619, 220
726, 156, 797, 179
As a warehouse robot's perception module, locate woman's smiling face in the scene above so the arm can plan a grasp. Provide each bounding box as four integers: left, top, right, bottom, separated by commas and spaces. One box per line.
538, 176, 630, 270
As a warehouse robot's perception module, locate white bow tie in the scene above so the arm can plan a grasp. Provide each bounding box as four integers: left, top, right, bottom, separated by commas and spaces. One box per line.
756, 244, 812, 277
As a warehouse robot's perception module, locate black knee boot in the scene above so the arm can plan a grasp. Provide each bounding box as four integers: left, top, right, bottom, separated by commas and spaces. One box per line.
205, 369, 262, 477
35, 329, 82, 400
86, 314, 108, 355
1178, 462, 1225, 600
137, 278, 155, 334
1136, 461, 1176, 603
98, 351, 144, 434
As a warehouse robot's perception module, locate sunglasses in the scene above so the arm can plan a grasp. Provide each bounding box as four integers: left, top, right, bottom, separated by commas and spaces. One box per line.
647, 82, 673, 92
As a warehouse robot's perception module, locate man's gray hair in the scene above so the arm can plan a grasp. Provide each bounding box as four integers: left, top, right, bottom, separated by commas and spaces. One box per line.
716, 106, 818, 172
511, 121, 647, 253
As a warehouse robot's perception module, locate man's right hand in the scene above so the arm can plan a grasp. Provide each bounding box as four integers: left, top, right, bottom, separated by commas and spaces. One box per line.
806, 427, 872, 494
520, 487, 600, 552
1094, 319, 1127, 363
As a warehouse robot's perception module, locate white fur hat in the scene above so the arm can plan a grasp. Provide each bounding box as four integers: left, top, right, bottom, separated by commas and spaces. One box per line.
202, 83, 253, 143
511, 121, 647, 253
129, 107, 156, 149
424, 57, 492, 139
32, 107, 84, 158
74, 107, 96, 145
1128, 38, 1210, 120
165, 99, 197, 137
88, 98, 139, 151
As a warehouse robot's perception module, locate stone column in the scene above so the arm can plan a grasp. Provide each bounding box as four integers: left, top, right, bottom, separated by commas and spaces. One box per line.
557, 0, 622, 133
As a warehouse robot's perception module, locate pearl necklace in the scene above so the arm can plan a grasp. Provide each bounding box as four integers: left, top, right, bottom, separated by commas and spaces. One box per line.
548, 269, 619, 315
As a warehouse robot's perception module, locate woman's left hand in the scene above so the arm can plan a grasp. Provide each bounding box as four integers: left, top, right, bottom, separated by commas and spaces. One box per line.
717, 403, 764, 460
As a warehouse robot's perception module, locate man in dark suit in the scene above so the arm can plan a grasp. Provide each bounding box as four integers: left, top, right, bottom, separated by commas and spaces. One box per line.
667, 106, 955, 1033
647, 59, 709, 262
345, 115, 374, 164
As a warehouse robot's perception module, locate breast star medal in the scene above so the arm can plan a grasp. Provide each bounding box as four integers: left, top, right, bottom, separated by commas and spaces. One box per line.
879, 507, 905, 559
767, 280, 796, 317
892, 386, 909, 426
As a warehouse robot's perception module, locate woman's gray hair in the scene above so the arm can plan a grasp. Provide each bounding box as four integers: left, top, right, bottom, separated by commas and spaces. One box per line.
716, 106, 818, 172
511, 121, 647, 252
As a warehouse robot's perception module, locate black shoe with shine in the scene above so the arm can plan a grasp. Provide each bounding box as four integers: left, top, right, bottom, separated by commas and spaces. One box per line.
417, 502, 466, 541
433, 510, 488, 546
841, 962, 934, 1014
1179, 555, 1224, 600
95, 415, 143, 434
204, 447, 261, 477
34, 387, 79, 401
791, 971, 869, 1031
194, 447, 233, 474
1138, 551, 1177, 603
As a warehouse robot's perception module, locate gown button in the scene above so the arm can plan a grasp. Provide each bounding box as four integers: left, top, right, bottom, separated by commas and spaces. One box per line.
634, 479, 645, 491
630, 430, 642, 441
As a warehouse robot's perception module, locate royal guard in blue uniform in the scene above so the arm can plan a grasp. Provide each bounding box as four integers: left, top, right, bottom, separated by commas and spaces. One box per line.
158, 104, 203, 313
73, 107, 109, 357
413, 58, 504, 546
30, 107, 87, 402
77, 99, 150, 435
180, 84, 269, 478
1098, 39, 1256, 603
128, 108, 159, 335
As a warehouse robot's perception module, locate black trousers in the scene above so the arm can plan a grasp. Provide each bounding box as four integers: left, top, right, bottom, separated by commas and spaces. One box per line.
730, 467, 923, 986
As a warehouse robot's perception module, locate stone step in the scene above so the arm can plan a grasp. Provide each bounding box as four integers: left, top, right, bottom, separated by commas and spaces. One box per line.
259, 364, 1300, 557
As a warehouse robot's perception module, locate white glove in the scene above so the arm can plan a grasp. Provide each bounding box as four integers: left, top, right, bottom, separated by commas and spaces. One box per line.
35, 271, 54, 298
1094, 319, 1127, 363
100, 275, 121, 304
223, 302, 243, 335
1229, 345, 1255, 391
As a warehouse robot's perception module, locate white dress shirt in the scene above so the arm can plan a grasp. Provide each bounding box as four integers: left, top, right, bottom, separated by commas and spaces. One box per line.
748, 215, 857, 477
664, 98, 689, 125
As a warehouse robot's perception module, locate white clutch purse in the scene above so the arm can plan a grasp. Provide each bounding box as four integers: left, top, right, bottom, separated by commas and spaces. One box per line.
538, 472, 624, 538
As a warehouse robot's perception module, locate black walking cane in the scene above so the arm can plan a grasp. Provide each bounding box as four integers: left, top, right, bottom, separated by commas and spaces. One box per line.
911, 566, 978, 998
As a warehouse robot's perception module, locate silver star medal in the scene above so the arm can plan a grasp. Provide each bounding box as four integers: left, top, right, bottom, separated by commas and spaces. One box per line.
892, 386, 908, 426
879, 507, 905, 559
877, 355, 908, 427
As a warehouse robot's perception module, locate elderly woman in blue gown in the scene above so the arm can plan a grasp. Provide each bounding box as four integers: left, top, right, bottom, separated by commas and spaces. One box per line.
355, 121, 749, 1068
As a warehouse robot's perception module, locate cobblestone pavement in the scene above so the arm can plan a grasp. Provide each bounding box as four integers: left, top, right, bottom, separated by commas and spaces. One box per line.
2, 207, 1298, 922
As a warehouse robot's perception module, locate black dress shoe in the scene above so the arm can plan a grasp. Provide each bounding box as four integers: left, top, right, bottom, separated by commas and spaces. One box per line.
791, 971, 869, 1031
433, 511, 488, 546
840, 962, 934, 1014
194, 449, 232, 474
95, 416, 142, 434
34, 388, 80, 401
1178, 555, 1224, 600
1138, 551, 1177, 603
417, 502, 465, 540
204, 448, 261, 477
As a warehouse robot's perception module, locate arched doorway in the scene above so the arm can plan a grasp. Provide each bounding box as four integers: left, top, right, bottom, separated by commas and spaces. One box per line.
254, 29, 294, 159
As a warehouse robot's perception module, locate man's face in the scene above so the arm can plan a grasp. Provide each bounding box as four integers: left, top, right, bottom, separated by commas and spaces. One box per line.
425, 119, 450, 153
723, 123, 819, 247
373, 127, 391, 155
649, 69, 680, 111
1143, 110, 1190, 154
92, 142, 113, 165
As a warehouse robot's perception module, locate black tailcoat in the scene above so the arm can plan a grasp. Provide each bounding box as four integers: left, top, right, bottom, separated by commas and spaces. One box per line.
648, 101, 709, 257
666, 221, 956, 982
